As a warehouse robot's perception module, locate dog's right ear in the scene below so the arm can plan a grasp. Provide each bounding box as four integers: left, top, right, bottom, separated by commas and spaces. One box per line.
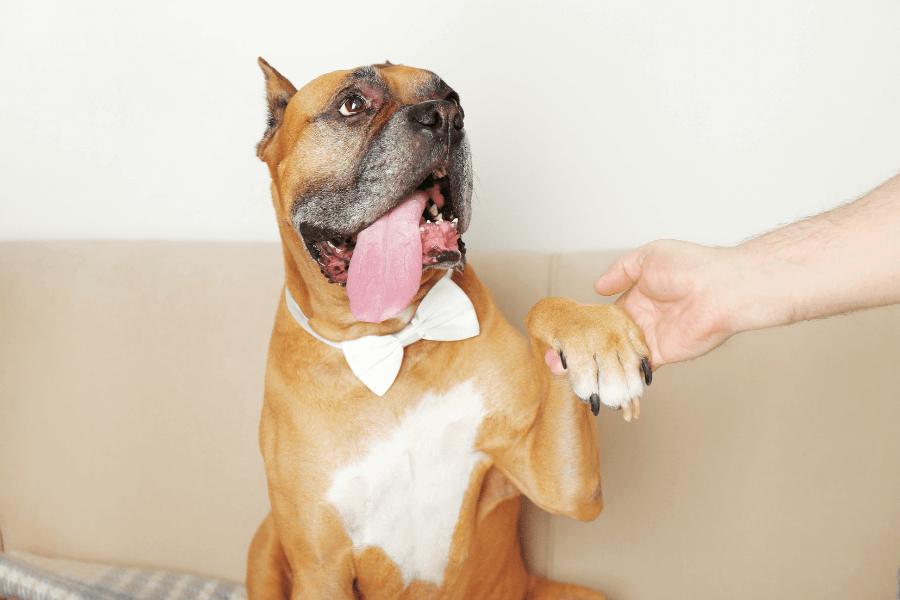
257, 57, 298, 161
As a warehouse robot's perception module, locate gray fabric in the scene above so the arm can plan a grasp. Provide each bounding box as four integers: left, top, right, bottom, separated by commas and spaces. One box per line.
0, 552, 246, 600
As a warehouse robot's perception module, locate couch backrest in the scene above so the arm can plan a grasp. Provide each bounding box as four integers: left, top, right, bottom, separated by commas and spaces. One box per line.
2, 241, 899, 599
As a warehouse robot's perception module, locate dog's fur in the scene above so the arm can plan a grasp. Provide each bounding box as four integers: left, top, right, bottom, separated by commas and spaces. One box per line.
246, 59, 650, 600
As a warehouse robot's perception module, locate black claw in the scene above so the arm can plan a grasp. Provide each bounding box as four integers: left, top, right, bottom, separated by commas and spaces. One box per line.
589, 393, 600, 416
640, 358, 652, 385
559, 351, 567, 370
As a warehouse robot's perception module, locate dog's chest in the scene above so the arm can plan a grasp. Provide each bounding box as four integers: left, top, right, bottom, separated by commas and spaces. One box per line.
326, 380, 487, 587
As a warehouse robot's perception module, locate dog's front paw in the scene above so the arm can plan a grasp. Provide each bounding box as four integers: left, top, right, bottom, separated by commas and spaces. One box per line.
526, 298, 651, 420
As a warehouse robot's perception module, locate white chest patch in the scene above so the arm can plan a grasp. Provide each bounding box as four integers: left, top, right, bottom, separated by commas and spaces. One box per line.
326, 380, 487, 586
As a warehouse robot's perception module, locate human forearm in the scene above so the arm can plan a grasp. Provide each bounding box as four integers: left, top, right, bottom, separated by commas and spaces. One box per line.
731, 173, 900, 333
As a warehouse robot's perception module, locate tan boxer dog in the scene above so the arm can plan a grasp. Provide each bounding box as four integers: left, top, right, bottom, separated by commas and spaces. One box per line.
246, 58, 652, 600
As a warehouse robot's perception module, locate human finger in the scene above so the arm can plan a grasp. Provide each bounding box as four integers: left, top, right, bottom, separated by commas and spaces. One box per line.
594, 248, 644, 296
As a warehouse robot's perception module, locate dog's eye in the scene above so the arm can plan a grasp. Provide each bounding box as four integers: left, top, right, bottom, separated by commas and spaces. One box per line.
339, 95, 368, 116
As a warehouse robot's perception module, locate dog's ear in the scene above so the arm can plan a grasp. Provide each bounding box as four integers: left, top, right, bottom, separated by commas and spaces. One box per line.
257, 57, 298, 161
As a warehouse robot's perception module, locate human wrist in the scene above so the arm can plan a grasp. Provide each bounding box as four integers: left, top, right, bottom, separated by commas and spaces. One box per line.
726, 240, 810, 333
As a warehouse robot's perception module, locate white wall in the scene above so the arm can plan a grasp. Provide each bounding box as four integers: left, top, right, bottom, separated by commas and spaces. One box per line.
2, 0, 899, 253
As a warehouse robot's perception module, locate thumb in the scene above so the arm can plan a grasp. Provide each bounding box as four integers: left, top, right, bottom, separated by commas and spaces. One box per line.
594, 248, 643, 296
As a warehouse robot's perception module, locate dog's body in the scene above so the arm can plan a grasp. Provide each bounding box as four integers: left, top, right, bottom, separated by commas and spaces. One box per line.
247, 60, 650, 600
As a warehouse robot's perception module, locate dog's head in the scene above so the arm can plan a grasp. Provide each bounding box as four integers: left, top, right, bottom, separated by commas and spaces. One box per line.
257, 59, 473, 324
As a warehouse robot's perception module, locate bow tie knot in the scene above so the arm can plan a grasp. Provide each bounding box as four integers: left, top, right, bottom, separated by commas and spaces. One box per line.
395, 322, 425, 347
285, 272, 480, 396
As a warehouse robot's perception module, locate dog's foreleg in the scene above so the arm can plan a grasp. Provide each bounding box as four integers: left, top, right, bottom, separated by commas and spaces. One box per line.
247, 513, 292, 600
495, 339, 605, 521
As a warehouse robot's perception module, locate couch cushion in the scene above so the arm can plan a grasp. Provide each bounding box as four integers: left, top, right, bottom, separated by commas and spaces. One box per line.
0, 242, 279, 581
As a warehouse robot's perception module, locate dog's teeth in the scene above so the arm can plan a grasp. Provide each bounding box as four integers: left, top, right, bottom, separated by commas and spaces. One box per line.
428, 204, 439, 217
432, 168, 447, 179
436, 214, 443, 223
451, 218, 458, 224
420, 227, 425, 232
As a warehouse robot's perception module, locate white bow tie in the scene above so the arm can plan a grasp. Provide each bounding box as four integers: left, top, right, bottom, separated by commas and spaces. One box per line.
284, 272, 480, 396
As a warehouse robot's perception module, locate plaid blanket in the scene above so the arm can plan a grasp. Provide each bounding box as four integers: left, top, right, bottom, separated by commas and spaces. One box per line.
0, 552, 246, 600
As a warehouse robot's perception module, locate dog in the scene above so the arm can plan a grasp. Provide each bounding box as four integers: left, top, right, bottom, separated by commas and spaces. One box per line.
246, 58, 651, 600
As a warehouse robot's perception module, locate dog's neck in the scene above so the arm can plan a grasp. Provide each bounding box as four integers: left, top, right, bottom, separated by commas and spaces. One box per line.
277, 218, 445, 343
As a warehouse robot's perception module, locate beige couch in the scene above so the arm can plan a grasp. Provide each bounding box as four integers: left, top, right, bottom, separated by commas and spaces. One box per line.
2, 241, 899, 599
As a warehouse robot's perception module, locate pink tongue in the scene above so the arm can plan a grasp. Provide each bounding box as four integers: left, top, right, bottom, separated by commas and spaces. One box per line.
347, 192, 428, 323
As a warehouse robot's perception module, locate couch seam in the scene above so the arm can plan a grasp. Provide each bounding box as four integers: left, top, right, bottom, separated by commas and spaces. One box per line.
548, 253, 561, 297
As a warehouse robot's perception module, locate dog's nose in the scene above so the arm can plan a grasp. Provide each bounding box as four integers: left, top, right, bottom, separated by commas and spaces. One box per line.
409, 100, 464, 133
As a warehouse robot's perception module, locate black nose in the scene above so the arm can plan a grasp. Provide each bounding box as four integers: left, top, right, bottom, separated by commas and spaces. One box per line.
409, 100, 464, 133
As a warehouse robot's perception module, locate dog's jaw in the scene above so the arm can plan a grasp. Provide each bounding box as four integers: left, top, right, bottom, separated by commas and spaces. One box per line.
298, 170, 468, 287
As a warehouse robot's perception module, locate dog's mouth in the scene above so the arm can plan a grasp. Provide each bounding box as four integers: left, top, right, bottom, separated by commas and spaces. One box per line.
311, 168, 465, 287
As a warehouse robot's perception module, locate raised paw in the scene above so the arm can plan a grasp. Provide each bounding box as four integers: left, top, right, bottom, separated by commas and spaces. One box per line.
528, 298, 651, 421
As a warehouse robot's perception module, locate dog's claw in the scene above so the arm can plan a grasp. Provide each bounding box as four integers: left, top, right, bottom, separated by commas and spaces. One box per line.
589, 393, 600, 416
560, 351, 567, 370
640, 358, 652, 386
621, 399, 633, 422
633, 396, 641, 420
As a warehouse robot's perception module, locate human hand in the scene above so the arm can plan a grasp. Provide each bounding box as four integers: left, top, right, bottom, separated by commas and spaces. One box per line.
592, 240, 747, 369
